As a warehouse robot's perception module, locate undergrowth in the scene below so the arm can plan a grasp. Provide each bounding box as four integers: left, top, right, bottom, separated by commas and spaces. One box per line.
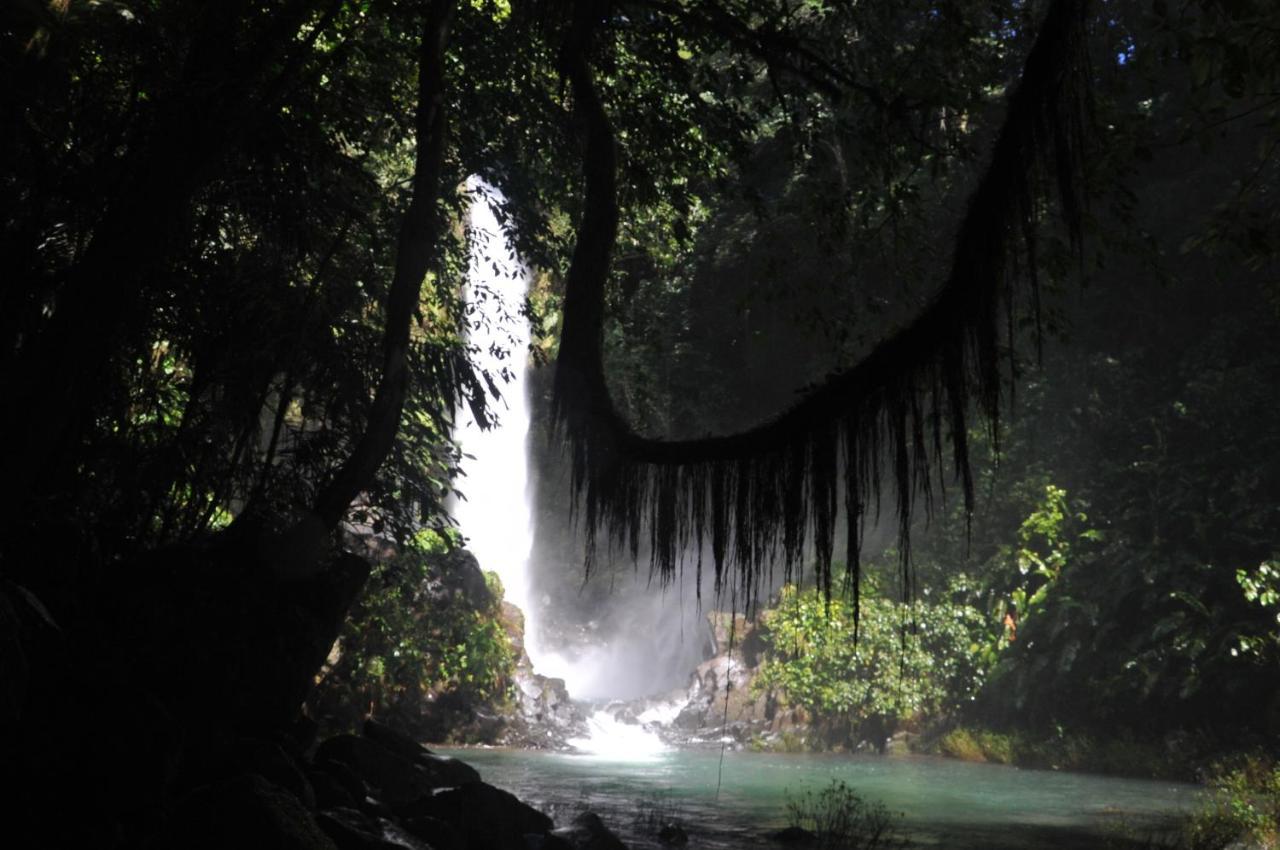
786, 780, 905, 849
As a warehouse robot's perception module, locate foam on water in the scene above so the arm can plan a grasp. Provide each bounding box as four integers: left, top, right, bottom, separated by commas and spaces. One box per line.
568, 710, 670, 761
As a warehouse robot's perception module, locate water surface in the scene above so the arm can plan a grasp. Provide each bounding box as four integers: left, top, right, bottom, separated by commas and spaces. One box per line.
441, 747, 1197, 849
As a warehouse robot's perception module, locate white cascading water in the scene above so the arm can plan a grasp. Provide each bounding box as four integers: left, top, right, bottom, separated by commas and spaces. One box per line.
451, 180, 537, 644
452, 180, 668, 759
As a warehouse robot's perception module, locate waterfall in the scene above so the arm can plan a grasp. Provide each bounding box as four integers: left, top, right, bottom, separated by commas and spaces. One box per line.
454, 180, 669, 758
451, 179, 540, 660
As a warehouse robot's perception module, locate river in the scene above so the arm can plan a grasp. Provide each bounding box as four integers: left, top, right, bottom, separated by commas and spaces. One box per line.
440, 746, 1197, 849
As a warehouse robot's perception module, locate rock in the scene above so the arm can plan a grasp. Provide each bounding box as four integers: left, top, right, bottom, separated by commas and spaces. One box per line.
283, 711, 320, 756
550, 811, 628, 850
234, 737, 317, 810
657, 822, 688, 845
364, 719, 433, 761
420, 752, 482, 787
361, 719, 482, 786
883, 730, 916, 755
673, 701, 708, 730
378, 818, 439, 850
510, 668, 588, 748
318, 808, 387, 850
426, 548, 493, 611
161, 773, 338, 849
309, 766, 359, 810
395, 782, 553, 850
312, 757, 371, 809
317, 735, 424, 802
317, 808, 436, 850
315, 734, 477, 803
525, 835, 576, 850
769, 825, 816, 845
401, 814, 466, 850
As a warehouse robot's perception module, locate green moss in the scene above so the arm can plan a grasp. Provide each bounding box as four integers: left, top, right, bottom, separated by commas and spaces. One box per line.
923, 725, 1190, 780
937, 728, 988, 762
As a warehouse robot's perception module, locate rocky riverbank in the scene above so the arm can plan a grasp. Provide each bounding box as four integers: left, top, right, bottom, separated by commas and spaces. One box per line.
158, 717, 634, 850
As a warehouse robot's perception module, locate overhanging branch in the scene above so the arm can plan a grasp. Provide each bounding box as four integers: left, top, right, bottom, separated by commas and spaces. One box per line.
554, 0, 1091, 611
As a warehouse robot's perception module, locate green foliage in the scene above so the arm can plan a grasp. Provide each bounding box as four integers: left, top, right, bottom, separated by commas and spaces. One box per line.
310, 529, 515, 740
786, 780, 904, 850
754, 581, 989, 742
931, 725, 1188, 779
1179, 756, 1280, 850
1235, 560, 1280, 660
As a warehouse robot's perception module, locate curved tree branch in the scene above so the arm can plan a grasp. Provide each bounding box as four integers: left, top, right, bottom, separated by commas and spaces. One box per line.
554, 0, 1091, 609
311, 0, 457, 531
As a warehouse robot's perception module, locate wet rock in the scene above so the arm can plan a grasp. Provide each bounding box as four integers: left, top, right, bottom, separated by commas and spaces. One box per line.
314, 733, 477, 803
418, 752, 483, 787
162, 773, 337, 850
379, 818, 439, 850
673, 700, 708, 730
312, 757, 371, 809
402, 814, 465, 850
309, 766, 359, 810
318, 808, 386, 850
318, 808, 436, 850
363, 719, 434, 762
316, 735, 431, 803
550, 811, 628, 850
509, 668, 588, 748
395, 782, 553, 850
233, 736, 317, 810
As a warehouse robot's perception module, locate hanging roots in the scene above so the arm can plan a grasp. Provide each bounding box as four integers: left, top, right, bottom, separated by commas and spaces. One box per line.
552, 0, 1092, 624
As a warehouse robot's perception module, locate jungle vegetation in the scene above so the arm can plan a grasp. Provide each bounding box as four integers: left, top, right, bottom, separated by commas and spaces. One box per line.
0, 0, 1277, 845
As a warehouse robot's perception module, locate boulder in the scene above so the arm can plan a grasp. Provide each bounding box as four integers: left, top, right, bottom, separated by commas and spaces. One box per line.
401, 814, 466, 850
317, 735, 431, 803
161, 773, 337, 850
672, 701, 708, 731
394, 782, 553, 850
418, 752, 482, 787
509, 668, 588, 747
310, 766, 359, 810
314, 734, 477, 803
233, 736, 317, 810
361, 719, 482, 786
318, 808, 389, 850
311, 757, 371, 809
550, 812, 628, 850
318, 808, 437, 850
363, 719, 434, 761
426, 548, 493, 611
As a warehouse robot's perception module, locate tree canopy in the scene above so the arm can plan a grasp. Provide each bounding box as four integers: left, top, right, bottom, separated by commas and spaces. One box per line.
2, 0, 1276, 623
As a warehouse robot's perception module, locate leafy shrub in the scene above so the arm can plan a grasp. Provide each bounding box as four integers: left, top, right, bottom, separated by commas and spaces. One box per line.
309, 529, 516, 740
786, 780, 904, 849
1181, 756, 1280, 850
753, 580, 989, 746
